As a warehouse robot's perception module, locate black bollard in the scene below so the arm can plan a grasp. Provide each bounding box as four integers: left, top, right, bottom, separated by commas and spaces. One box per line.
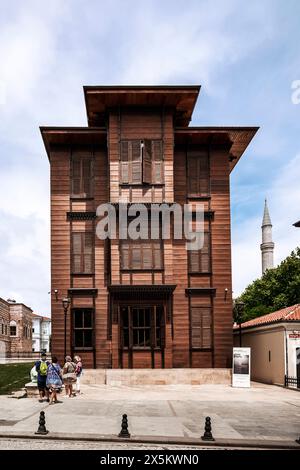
35, 411, 49, 435
201, 416, 214, 441
118, 414, 130, 438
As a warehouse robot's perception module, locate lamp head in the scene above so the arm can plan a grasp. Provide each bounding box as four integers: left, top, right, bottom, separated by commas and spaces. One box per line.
62, 297, 70, 310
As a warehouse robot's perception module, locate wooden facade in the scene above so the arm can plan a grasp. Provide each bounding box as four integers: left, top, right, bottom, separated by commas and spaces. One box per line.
41, 86, 258, 369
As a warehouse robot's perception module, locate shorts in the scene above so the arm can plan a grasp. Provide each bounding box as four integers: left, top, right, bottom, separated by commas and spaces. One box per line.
37, 376, 47, 391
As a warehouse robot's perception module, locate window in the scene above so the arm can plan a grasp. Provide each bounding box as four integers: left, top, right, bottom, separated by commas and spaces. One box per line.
121, 305, 164, 349
1, 323, 3, 335
73, 309, 93, 349
5, 325, 7, 335
120, 241, 163, 270
72, 232, 94, 274
188, 232, 211, 273
71, 154, 93, 197
187, 151, 209, 197
120, 140, 163, 185
32, 328, 35, 333
191, 306, 212, 349
10, 321, 17, 336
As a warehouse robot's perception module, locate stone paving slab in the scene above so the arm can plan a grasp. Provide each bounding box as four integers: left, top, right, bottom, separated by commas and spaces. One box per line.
0, 383, 299, 445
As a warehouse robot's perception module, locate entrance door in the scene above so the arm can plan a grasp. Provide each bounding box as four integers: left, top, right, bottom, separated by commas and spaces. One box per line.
120, 305, 165, 368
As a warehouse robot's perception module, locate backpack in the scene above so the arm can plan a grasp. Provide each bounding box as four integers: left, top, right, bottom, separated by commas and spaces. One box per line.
40, 361, 48, 376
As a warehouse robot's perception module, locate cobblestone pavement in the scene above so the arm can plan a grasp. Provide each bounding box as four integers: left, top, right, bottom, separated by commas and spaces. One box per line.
0, 438, 220, 450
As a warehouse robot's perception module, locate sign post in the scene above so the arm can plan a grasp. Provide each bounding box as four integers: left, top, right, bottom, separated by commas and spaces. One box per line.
232, 347, 251, 388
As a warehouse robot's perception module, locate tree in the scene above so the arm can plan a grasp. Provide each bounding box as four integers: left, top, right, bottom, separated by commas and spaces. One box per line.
237, 247, 300, 322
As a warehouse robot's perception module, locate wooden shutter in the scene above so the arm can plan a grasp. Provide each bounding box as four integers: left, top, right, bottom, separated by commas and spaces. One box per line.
191, 307, 201, 348
120, 141, 129, 183
152, 140, 163, 184
199, 154, 209, 195
131, 140, 142, 184
200, 232, 210, 272
201, 308, 212, 348
153, 242, 162, 269
120, 242, 129, 269
188, 232, 210, 273
143, 140, 152, 184
191, 306, 212, 348
187, 156, 199, 195
72, 157, 81, 196
72, 233, 93, 273
141, 243, 152, 269
71, 155, 92, 197
187, 152, 210, 196
82, 158, 92, 197
72, 233, 82, 273
189, 250, 199, 273
83, 233, 93, 273
131, 244, 142, 269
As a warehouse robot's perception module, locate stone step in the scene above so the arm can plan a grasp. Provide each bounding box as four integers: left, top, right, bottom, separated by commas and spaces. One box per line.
81, 368, 231, 386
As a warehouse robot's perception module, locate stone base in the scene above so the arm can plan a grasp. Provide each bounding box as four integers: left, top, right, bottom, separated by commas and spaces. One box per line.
81, 368, 231, 386
25, 382, 39, 398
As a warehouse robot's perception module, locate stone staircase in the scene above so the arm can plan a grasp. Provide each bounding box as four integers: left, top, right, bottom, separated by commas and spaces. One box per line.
81, 368, 231, 386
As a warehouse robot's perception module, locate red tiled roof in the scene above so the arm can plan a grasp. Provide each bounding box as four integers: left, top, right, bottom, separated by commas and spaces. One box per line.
233, 304, 300, 329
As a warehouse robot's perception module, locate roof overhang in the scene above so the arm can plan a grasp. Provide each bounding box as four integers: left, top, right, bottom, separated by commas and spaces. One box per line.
233, 319, 300, 332
175, 126, 259, 172
108, 284, 176, 300
83, 85, 200, 127
293, 220, 300, 227
40, 127, 107, 161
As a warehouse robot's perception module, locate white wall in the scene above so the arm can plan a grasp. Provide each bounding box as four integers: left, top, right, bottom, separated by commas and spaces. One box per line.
286, 328, 300, 377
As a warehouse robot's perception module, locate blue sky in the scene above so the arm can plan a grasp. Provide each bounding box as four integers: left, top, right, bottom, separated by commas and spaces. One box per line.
0, 0, 299, 314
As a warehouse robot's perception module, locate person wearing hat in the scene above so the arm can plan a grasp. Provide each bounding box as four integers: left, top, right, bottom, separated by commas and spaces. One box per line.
35, 352, 50, 403
62, 355, 76, 398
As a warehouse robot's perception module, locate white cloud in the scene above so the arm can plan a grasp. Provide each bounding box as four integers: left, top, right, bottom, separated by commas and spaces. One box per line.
232, 153, 300, 297
0, 0, 298, 315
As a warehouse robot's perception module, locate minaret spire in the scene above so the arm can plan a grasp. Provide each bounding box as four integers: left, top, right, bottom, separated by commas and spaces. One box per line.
260, 199, 274, 274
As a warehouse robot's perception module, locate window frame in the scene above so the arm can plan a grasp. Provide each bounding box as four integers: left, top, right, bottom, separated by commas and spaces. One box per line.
120, 305, 164, 350
190, 305, 212, 350
188, 231, 211, 274
72, 308, 94, 350
71, 232, 94, 275
120, 239, 164, 271
71, 153, 94, 199
10, 321, 17, 337
119, 139, 164, 185
187, 151, 210, 198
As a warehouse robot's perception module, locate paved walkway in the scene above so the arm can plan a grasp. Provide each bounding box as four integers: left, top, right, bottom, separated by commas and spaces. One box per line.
0, 382, 299, 446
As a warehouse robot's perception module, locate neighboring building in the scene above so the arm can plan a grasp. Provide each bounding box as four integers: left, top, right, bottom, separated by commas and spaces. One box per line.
0, 299, 10, 358
41, 85, 258, 369
8, 300, 33, 354
233, 304, 300, 386
260, 199, 274, 274
32, 314, 51, 352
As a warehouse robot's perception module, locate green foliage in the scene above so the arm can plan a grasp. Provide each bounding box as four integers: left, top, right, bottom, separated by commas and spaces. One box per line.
237, 247, 300, 321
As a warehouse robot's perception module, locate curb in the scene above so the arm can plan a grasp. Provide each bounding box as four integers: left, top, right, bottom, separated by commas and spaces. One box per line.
0, 432, 299, 449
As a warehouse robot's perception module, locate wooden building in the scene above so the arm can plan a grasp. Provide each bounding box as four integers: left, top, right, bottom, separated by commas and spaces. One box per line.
41, 85, 258, 369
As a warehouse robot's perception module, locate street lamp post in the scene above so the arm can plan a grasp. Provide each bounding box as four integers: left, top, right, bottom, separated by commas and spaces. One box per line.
62, 298, 70, 360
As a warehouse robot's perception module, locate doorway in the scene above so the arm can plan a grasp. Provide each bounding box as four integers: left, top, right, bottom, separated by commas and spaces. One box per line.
119, 304, 165, 368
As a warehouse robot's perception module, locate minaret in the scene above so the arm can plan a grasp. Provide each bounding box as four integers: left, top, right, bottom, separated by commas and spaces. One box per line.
261, 199, 274, 274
